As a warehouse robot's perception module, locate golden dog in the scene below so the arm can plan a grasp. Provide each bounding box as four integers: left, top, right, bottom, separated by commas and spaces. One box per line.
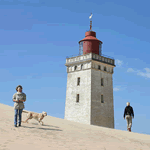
22, 110, 47, 125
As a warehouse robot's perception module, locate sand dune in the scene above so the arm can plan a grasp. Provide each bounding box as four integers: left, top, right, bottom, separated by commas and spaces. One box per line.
0, 103, 150, 150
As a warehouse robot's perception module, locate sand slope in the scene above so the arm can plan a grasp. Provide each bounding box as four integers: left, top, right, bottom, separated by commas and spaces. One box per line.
0, 103, 150, 150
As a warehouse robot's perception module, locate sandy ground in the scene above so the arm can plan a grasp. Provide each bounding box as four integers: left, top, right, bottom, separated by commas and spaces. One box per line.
0, 103, 150, 150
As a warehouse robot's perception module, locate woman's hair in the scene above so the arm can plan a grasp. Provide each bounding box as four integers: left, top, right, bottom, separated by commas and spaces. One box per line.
16, 85, 23, 91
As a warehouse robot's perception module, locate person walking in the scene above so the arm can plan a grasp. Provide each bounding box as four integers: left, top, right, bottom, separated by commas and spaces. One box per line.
123, 102, 134, 132
12, 85, 26, 127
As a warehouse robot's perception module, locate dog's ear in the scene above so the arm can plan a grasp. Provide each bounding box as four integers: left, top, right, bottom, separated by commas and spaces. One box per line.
44, 112, 47, 116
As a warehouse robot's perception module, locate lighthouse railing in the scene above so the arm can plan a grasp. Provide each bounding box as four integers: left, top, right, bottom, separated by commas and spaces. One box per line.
66, 53, 114, 60
66, 53, 115, 66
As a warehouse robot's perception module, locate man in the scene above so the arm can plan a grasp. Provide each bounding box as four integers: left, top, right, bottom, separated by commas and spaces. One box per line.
12, 85, 26, 127
123, 102, 134, 132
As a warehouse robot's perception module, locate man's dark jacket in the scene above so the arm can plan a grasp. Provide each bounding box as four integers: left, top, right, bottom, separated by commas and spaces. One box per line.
123, 106, 134, 118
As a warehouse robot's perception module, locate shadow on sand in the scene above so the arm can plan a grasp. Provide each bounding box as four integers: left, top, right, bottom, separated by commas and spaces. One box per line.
38, 127, 62, 131
31, 123, 60, 128
42, 124, 60, 128
20, 125, 63, 131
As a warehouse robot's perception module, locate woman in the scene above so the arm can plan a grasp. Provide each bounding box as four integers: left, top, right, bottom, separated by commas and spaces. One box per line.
12, 85, 26, 127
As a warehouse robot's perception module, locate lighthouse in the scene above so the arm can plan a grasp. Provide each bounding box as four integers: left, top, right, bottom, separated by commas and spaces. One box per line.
64, 14, 115, 128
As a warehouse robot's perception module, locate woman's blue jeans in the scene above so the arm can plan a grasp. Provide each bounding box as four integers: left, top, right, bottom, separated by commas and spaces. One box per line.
14, 109, 23, 125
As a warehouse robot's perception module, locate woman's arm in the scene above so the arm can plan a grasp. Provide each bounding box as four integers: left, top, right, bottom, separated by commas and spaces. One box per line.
21, 93, 26, 102
12, 94, 17, 102
19, 100, 25, 102
13, 99, 25, 102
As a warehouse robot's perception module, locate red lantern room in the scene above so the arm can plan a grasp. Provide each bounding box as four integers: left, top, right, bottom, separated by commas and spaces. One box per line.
79, 14, 103, 56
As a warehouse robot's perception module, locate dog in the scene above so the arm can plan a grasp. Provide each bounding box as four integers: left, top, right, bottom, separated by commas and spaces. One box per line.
22, 110, 47, 125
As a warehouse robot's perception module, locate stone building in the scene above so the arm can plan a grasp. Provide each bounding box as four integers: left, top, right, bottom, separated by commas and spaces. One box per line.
64, 15, 115, 128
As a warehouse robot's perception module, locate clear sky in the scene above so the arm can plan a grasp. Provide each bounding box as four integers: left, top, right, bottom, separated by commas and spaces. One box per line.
0, 0, 150, 135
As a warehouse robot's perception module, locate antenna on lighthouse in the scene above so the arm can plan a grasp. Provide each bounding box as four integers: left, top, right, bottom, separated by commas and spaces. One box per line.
89, 13, 93, 31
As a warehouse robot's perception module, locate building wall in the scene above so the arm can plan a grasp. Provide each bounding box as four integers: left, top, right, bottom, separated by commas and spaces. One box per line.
64, 66, 91, 125
65, 54, 115, 128
91, 62, 114, 128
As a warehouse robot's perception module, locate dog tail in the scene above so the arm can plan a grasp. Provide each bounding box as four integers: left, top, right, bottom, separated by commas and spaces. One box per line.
22, 110, 29, 113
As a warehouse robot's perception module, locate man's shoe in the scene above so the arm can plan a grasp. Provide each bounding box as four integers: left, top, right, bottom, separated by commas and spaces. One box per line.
18, 124, 21, 126
127, 128, 130, 131
14, 125, 17, 127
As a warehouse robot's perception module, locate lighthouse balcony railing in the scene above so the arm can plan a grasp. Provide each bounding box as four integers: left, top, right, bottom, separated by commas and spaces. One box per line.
66, 53, 115, 66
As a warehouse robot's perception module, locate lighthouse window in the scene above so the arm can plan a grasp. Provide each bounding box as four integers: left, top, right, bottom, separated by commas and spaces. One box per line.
98, 65, 101, 70
81, 64, 83, 70
104, 66, 107, 71
99, 43, 102, 56
101, 78, 104, 86
101, 95, 104, 103
77, 77, 80, 86
79, 41, 83, 55
76, 94, 79, 102
75, 66, 77, 70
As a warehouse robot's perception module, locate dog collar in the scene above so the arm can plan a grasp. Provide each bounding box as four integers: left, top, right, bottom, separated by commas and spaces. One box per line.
41, 114, 44, 118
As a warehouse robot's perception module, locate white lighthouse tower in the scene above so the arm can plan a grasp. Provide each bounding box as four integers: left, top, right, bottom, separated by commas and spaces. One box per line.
64, 14, 115, 128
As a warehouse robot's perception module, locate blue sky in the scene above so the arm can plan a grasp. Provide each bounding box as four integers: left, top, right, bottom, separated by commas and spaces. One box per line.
0, 0, 150, 135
